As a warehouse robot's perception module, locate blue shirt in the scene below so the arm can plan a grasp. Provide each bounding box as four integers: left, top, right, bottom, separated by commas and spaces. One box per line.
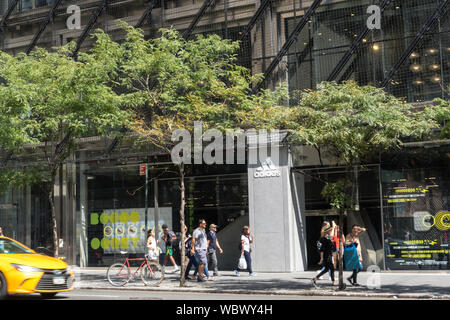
207, 230, 217, 250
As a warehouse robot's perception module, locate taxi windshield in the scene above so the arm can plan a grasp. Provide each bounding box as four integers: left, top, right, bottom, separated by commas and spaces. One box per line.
0, 239, 33, 254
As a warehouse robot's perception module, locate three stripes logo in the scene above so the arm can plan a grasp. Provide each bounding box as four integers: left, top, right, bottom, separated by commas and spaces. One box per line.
254, 157, 281, 178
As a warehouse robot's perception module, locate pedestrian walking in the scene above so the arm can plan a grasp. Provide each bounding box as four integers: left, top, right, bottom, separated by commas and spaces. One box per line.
161, 224, 179, 272
191, 219, 209, 282
181, 225, 195, 280
312, 225, 337, 288
207, 224, 223, 276
184, 225, 213, 281
344, 224, 366, 286
316, 221, 331, 280
234, 226, 255, 277
193, 258, 213, 281
331, 221, 345, 270
146, 229, 159, 261
0, 227, 4, 237
184, 233, 198, 280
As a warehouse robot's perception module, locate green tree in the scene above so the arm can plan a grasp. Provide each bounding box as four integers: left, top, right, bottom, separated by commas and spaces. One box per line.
426, 90, 450, 138
92, 22, 285, 286
0, 52, 42, 193
287, 81, 439, 289
0, 44, 129, 257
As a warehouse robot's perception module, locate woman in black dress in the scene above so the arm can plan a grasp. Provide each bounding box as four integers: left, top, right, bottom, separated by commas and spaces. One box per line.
312, 225, 337, 287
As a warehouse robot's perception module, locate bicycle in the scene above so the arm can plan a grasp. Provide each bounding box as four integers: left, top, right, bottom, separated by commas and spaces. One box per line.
107, 251, 165, 287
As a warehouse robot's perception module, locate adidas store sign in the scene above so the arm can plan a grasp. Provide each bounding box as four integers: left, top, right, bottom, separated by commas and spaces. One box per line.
254, 158, 281, 178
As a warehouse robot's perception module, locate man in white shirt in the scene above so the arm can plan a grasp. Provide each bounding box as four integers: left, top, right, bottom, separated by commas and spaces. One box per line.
191, 219, 208, 282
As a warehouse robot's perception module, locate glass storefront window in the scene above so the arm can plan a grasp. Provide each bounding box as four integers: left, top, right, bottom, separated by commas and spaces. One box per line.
80, 158, 248, 267
382, 166, 450, 270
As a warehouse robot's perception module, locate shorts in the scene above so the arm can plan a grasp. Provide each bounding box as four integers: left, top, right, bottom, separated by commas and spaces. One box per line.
166, 246, 173, 256
147, 250, 159, 260
195, 249, 207, 265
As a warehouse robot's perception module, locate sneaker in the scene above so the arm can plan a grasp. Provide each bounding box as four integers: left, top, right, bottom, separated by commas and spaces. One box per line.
234, 270, 240, 277
173, 266, 180, 272
346, 277, 354, 286
249, 273, 256, 277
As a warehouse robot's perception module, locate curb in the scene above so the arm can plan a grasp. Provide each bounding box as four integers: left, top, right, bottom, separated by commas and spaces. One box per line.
75, 284, 450, 300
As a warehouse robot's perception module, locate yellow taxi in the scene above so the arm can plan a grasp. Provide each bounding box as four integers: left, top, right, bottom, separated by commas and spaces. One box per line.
0, 236, 74, 299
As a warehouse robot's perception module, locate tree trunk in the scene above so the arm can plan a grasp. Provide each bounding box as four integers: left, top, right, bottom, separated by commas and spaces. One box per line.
49, 171, 59, 258
179, 163, 187, 287
338, 209, 345, 290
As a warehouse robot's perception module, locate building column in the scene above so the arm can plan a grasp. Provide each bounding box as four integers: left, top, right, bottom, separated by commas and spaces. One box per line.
78, 151, 88, 267
247, 134, 307, 272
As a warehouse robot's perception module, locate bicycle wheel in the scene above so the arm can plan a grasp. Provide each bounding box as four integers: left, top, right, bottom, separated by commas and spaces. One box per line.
107, 263, 130, 287
140, 262, 164, 286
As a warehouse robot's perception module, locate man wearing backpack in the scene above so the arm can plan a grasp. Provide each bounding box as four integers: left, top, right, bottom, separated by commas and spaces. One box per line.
161, 224, 179, 272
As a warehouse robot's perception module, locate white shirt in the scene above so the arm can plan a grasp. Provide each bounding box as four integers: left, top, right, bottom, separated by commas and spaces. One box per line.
147, 236, 157, 251
241, 235, 252, 252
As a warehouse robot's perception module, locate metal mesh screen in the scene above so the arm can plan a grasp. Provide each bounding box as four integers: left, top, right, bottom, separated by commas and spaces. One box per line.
286, 0, 449, 103
1, 0, 447, 102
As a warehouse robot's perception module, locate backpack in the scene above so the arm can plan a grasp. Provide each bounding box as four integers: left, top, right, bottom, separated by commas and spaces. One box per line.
185, 237, 193, 251
316, 239, 323, 253
165, 231, 177, 246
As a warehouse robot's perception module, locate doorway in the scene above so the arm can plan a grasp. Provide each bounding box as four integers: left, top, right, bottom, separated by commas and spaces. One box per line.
293, 164, 384, 270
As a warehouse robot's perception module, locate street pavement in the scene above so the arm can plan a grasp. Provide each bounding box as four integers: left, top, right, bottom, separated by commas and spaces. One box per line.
7, 289, 401, 300
73, 267, 450, 299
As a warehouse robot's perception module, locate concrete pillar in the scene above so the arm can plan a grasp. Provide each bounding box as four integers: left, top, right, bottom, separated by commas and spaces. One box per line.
78, 151, 88, 267
247, 134, 307, 272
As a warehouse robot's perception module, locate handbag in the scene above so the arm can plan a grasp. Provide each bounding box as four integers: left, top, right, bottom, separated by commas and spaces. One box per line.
238, 255, 247, 270
343, 243, 362, 271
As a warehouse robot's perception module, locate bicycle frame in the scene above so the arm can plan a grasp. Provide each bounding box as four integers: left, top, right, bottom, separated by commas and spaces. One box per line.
119, 257, 152, 279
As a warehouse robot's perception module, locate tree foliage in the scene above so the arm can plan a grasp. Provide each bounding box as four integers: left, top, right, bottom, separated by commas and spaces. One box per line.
0, 42, 129, 256
287, 81, 439, 166
426, 91, 450, 138
86, 21, 288, 285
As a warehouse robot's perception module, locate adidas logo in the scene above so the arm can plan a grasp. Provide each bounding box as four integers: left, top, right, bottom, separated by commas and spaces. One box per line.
254, 157, 281, 178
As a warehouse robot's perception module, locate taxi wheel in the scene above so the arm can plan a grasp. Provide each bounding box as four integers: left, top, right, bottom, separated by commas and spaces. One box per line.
40, 292, 58, 299
0, 272, 7, 299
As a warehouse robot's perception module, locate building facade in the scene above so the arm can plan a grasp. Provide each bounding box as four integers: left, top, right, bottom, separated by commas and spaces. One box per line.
0, 0, 448, 271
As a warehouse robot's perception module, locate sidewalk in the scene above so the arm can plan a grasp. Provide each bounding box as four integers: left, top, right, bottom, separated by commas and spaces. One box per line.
75, 267, 450, 299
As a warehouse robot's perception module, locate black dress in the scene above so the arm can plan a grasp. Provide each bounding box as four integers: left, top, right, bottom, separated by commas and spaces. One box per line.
316, 236, 336, 281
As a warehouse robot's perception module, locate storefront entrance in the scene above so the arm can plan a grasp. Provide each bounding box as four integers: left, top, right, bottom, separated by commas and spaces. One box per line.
294, 165, 385, 271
